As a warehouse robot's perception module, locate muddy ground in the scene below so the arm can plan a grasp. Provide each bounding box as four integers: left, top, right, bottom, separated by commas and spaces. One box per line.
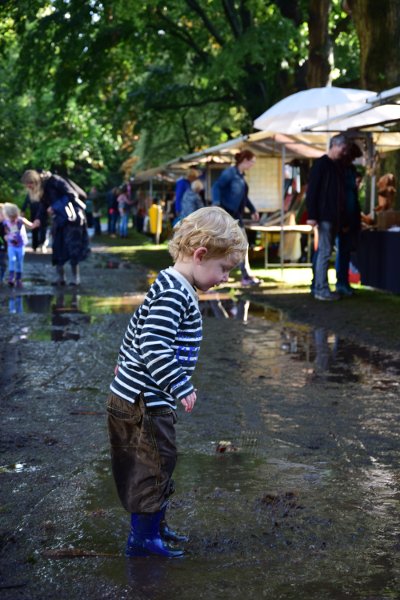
1, 247, 400, 600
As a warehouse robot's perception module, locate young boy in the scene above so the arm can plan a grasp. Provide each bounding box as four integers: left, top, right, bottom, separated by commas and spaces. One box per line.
107, 206, 247, 558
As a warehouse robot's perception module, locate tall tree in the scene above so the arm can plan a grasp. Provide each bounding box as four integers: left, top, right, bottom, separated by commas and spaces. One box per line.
345, 0, 400, 90
306, 0, 331, 87
0, 0, 361, 183
346, 0, 400, 207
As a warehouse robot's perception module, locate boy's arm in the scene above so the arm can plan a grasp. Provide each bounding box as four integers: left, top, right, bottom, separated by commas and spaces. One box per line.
137, 290, 198, 401
181, 390, 196, 413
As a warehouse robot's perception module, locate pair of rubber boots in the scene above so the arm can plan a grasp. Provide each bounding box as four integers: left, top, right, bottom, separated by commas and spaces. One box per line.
125, 504, 188, 558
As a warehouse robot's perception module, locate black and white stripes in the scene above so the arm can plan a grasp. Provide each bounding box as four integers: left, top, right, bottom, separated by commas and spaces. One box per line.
110, 267, 202, 409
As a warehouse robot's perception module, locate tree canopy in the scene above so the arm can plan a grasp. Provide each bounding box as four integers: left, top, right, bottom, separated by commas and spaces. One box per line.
1, 0, 396, 200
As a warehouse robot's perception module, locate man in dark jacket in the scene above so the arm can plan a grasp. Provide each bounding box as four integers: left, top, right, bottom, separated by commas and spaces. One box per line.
335, 141, 363, 296
306, 134, 347, 301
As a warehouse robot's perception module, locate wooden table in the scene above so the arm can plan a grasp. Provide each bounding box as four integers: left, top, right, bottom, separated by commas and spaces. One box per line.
245, 223, 314, 268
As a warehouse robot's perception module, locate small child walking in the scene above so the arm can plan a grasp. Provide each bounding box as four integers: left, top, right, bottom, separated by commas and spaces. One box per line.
3, 202, 34, 288
107, 206, 247, 558
0, 204, 8, 284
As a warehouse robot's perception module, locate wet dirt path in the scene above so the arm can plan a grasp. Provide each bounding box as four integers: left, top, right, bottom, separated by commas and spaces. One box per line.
1, 250, 400, 599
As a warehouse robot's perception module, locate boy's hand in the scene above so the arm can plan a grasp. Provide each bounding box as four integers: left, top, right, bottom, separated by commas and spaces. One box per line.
181, 390, 197, 413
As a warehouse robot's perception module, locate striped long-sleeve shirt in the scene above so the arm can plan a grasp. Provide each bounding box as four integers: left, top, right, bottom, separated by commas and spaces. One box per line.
110, 267, 202, 409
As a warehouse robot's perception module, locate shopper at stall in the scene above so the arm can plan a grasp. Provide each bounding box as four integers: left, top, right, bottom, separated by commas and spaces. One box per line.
180, 179, 204, 219
306, 134, 347, 301
173, 169, 200, 222
335, 141, 363, 297
211, 149, 260, 286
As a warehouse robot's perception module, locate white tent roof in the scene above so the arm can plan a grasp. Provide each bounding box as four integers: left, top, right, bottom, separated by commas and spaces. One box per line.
134, 131, 324, 180
305, 103, 400, 132
253, 86, 374, 133
278, 131, 400, 154
304, 86, 400, 132
165, 131, 324, 167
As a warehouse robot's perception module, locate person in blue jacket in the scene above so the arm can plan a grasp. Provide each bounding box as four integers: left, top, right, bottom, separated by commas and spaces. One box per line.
212, 149, 260, 286
173, 168, 199, 222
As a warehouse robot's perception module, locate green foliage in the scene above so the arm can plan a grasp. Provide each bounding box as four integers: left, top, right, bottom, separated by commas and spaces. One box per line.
0, 0, 362, 187
329, 0, 360, 85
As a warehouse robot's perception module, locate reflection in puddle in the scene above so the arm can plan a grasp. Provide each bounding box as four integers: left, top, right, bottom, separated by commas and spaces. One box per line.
4, 288, 400, 599
1, 292, 144, 316
3, 293, 400, 386
0, 462, 39, 474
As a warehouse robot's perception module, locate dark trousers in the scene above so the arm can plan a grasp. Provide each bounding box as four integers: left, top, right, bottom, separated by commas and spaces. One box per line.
107, 393, 177, 514
32, 225, 47, 250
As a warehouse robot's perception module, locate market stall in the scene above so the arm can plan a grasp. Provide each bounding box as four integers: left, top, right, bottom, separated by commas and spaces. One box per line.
302, 86, 400, 293
134, 132, 324, 267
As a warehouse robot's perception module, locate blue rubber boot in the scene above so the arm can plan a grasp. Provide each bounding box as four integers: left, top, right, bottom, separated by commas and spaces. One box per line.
159, 503, 189, 543
125, 511, 184, 558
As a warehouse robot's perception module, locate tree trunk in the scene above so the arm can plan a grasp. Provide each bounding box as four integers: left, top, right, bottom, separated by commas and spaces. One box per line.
347, 0, 400, 208
306, 0, 331, 88
346, 0, 400, 90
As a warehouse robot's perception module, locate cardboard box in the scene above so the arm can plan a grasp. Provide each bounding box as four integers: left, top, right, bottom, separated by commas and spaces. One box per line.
376, 210, 400, 230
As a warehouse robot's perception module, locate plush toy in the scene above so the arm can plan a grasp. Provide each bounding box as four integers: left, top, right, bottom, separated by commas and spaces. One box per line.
376, 173, 396, 212
361, 172, 397, 225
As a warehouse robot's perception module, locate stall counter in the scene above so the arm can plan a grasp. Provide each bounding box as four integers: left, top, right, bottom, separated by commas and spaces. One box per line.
357, 230, 400, 294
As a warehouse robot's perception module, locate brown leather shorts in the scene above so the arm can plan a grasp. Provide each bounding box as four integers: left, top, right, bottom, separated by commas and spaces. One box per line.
106, 393, 177, 514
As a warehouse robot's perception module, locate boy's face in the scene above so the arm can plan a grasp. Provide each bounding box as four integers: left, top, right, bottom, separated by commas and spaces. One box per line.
193, 253, 239, 292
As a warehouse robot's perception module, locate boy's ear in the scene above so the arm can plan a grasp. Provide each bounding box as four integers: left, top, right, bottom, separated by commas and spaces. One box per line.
193, 246, 208, 263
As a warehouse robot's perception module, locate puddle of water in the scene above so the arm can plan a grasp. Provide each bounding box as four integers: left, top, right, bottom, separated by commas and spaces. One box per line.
7, 295, 400, 599
1, 293, 144, 316
2, 293, 267, 319
35, 450, 400, 600
3, 294, 400, 388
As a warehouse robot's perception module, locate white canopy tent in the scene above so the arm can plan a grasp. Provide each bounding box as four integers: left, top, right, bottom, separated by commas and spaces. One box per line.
298, 87, 400, 213
253, 86, 400, 215
303, 86, 400, 132
253, 86, 374, 134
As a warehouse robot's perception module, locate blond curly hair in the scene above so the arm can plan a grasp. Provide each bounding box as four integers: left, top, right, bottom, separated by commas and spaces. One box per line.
4, 202, 20, 220
169, 206, 247, 263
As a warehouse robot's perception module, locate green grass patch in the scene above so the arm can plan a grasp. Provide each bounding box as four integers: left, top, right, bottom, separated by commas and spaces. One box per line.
92, 231, 172, 270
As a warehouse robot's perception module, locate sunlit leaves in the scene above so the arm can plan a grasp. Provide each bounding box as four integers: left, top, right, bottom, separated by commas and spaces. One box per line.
0, 0, 362, 189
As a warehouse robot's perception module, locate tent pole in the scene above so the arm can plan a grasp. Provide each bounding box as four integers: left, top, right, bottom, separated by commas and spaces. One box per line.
280, 144, 286, 277
367, 133, 376, 215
